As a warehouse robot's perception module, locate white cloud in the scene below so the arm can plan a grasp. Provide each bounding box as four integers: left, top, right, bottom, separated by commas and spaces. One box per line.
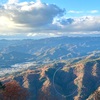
54, 16, 100, 33
8, 0, 19, 4
0, 1, 64, 35
0, 1, 100, 38
27, 33, 37, 37
89, 10, 99, 14
67, 10, 83, 14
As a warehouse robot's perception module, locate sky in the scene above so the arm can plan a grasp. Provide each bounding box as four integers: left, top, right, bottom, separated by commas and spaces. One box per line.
0, 0, 100, 39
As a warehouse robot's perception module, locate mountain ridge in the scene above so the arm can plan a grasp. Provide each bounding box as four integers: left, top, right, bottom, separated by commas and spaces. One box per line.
1, 57, 100, 100
0, 36, 100, 68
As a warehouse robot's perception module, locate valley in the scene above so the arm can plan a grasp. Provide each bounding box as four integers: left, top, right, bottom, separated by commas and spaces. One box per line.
0, 36, 100, 100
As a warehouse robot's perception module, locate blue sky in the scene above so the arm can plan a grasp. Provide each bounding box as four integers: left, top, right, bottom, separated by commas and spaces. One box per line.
2, 0, 100, 14
12, 0, 100, 10
0, 0, 100, 39
42, 0, 100, 10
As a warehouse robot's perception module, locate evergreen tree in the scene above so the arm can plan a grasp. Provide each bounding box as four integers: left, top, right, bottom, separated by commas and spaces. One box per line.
0, 82, 5, 90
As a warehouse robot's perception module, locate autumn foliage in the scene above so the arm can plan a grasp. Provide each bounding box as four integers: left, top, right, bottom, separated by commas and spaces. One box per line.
0, 80, 28, 100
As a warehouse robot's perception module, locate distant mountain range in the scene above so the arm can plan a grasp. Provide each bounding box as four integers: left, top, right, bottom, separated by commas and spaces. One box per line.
0, 36, 100, 68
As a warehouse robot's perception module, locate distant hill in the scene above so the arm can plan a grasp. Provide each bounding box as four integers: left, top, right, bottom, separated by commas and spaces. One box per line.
0, 37, 100, 68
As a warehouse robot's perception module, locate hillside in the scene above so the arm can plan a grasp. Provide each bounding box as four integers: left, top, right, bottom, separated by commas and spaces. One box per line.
0, 37, 100, 100
1, 57, 100, 100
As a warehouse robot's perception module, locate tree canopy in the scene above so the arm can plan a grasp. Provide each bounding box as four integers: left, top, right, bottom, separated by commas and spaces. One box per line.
0, 80, 28, 100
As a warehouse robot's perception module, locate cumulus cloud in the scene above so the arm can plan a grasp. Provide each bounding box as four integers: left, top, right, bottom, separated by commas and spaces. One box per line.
0, 1, 100, 38
0, 1, 65, 35
54, 16, 100, 32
